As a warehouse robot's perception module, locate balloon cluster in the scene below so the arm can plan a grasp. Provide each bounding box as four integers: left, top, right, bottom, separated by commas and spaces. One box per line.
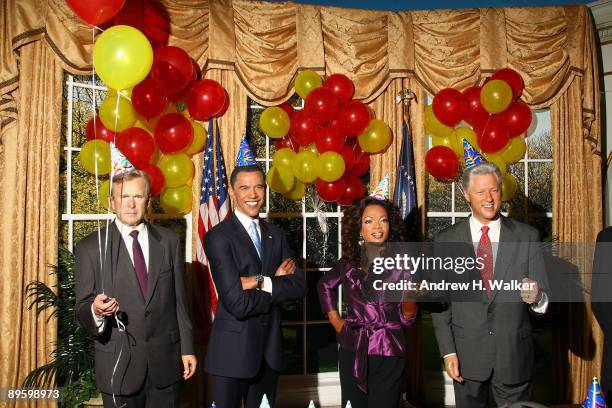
425, 68, 532, 201
259, 71, 393, 205
78, 24, 228, 215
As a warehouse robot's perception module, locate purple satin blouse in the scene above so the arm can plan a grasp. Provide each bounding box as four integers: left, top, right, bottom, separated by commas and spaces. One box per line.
317, 259, 416, 392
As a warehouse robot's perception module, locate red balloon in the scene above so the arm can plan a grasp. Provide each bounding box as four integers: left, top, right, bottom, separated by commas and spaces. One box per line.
151, 46, 194, 96
425, 146, 459, 181
214, 91, 230, 118
274, 136, 298, 152
278, 103, 295, 119
187, 80, 226, 121
289, 110, 318, 146
351, 151, 370, 176
66, 0, 126, 26
340, 144, 356, 169
154, 113, 194, 153
167, 74, 195, 103
305, 88, 340, 126
323, 74, 354, 102
142, 0, 170, 49
86, 116, 116, 143
500, 101, 532, 137
116, 127, 156, 169
491, 68, 524, 100
432, 88, 466, 127
338, 175, 366, 206
336, 101, 371, 136
132, 76, 167, 119
192, 59, 202, 80
315, 126, 345, 153
462, 86, 490, 129
142, 164, 165, 196
477, 117, 510, 153
316, 178, 346, 202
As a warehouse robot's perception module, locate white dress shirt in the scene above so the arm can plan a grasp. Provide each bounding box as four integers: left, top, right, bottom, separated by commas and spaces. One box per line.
234, 209, 273, 294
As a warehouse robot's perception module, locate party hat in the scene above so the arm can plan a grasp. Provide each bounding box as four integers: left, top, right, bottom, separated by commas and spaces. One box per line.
259, 394, 270, 408
210, 403, 216, 408
110, 142, 135, 179
462, 137, 483, 169
370, 174, 390, 200
345, 401, 352, 408
582, 377, 607, 407
235, 136, 257, 167
307, 401, 316, 408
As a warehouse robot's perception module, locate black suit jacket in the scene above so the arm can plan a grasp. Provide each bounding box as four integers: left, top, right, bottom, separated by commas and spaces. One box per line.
431, 216, 549, 384
592, 226, 612, 395
204, 213, 307, 378
75, 222, 194, 395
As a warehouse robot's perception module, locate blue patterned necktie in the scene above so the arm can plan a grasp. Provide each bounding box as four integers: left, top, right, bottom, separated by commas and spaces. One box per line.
249, 220, 263, 259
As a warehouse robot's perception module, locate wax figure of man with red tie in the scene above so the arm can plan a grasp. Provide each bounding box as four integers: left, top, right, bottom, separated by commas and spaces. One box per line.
75, 170, 196, 408
431, 162, 549, 407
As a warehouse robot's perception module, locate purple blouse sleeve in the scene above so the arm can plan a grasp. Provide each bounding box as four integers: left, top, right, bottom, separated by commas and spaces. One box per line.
317, 261, 344, 313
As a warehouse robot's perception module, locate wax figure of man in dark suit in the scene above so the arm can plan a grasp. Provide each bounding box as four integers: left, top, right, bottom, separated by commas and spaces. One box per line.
592, 226, 612, 401
204, 165, 308, 408
431, 162, 549, 407
75, 170, 196, 408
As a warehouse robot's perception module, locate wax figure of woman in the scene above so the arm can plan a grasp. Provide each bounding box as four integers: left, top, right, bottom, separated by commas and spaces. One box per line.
318, 196, 417, 408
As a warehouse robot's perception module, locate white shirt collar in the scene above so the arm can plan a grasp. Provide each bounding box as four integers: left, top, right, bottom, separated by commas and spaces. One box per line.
114, 218, 147, 240
468, 214, 501, 242
234, 209, 260, 232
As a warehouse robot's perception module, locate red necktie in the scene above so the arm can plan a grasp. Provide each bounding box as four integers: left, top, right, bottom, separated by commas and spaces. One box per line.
477, 225, 493, 299
130, 230, 148, 297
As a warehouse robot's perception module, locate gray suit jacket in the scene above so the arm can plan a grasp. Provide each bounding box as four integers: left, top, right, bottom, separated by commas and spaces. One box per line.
431, 216, 549, 384
75, 222, 194, 395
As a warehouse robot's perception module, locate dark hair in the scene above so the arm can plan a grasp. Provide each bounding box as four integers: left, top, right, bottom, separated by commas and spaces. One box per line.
230, 165, 265, 187
340, 196, 407, 266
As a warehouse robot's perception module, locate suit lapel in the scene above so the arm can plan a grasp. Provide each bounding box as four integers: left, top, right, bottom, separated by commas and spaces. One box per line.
490, 216, 517, 302
146, 224, 163, 307
230, 214, 262, 272
111, 222, 145, 303
260, 221, 273, 276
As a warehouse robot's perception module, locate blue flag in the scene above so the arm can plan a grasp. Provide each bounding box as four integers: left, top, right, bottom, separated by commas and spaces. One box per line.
393, 118, 417, 220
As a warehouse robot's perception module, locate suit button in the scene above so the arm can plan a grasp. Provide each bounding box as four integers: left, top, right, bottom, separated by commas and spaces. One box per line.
145, 310, 151, 317
489, 331, 494, 335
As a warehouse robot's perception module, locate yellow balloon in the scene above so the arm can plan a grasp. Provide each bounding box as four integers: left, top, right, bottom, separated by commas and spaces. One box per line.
424, 105, 454, 138
295, 70, 323, 99
184, 121, 207, 156
480, 79, 513, 114
502, 173, 518, 201
79, 140, 111, 175
483, 152, 507, 175
292, 151, 320, 183
157, 153, 194, 188
259, 107, 290, 139
272, 148, 296, 168
318, 151, 346, 182
299, 143, 319, 155
99, 95, 137, 132
98, 179, 111, 210
93, 25, 153, 90
500, 136, 526, 164
108, 88, 133, 101
284, 180, 306, 200
358, 119, 392, 154
160, 185, 193, 215
266, 165, 295, 194
432, 134, 462, 158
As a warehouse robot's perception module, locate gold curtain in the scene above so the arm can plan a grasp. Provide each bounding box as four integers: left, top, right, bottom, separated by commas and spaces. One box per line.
0, 0, 603, 404
0, 40, 62, 407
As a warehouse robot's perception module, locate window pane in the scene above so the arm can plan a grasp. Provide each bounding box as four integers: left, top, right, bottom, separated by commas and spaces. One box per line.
307, 324, 338, 374
455, 182, 471, 212
528, 162, 552, 213
281, 299, 303, 322
306, 218, 339, 269
71, 157, 108, 214
269, 191, 302, 213
282, 325, 304, 374
268, 217, 303, 260
71, 85, 106, 148
246, 108, 267, 159
526, 110, 552, 159
427, 174, 451, 212
306, 271, 325, 321
73, 220, 109, 244
425, 217, 452, 240
503, 163, 527, 220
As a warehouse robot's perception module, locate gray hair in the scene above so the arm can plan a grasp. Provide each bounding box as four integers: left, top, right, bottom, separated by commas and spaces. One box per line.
461, 162, 502, 193
111, 170, 151, 197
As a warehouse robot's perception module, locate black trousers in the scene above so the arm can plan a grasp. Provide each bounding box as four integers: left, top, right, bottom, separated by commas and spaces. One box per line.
338, 348, 406, 408
101, 368, 180, 408
211, 361, 279, 408
453, 371, 532, 408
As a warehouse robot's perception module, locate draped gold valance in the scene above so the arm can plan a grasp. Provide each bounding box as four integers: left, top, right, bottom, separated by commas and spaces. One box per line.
0, 1, 599, 131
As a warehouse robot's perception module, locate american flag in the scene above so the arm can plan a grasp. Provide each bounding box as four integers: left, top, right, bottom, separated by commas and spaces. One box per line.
394, 116, 416, 220
195, 118, 231, 318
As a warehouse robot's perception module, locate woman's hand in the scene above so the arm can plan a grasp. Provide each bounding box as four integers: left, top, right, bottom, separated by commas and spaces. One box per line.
402, 301, 417, 320
327, 310, 345, 333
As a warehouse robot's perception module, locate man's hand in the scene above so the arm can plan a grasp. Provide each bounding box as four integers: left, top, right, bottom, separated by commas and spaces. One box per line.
443, 354, 464, 383
274, 259, 296, 276
520, 277, 542, 305
181, 355, 197, 380
92, 294, 118, 317
327, 310, 345, 334
240, 276, 258, 290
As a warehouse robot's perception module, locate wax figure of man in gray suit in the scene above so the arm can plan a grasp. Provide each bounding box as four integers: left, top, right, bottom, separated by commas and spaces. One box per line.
204, 165, 307, 408
75, 170, 196, 408
431, 162, 549, 407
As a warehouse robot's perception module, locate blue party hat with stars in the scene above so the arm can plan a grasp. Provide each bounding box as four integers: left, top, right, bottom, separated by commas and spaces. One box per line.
235, 136, 257, 167
462, 137, 483, 169
583, 377, 607, 407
